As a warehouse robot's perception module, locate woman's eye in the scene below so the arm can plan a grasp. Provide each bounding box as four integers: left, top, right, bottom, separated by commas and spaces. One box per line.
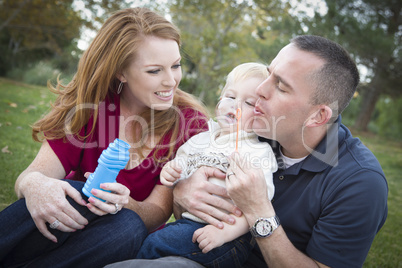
147, 69, 160, 74
245, 101, 255, 107
172, 64, 181, 69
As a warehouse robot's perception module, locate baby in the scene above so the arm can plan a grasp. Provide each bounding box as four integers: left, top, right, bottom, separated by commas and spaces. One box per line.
137, 63, 278, 267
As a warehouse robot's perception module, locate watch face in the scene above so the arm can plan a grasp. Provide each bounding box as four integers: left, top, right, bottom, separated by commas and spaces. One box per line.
256, 220, 272, 236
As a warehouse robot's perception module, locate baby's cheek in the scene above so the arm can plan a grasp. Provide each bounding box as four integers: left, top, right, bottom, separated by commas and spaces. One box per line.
242, 114, 255, 132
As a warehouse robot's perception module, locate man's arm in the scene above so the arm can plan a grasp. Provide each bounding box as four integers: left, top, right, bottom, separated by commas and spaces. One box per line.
226, 153, 328, 268
173, 166, 242, 229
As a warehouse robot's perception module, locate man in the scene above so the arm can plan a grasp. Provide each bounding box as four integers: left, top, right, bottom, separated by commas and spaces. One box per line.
107, 35, 388, 267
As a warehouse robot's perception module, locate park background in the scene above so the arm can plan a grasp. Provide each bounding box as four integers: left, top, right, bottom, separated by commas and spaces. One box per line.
0, 0, 401, 267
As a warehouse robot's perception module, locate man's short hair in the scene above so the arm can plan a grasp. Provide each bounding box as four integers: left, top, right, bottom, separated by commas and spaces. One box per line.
291, 35, 360, 118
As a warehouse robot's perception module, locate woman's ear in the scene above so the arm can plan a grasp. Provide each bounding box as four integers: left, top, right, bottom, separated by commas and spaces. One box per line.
116, 73, 127, 83
305, 105, 333, 127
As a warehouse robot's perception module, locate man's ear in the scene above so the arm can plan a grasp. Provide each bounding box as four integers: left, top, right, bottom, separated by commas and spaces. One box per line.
305, 105, 332, 127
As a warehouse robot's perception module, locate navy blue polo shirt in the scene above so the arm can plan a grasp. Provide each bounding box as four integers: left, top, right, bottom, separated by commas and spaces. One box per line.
249, 116, 388, 268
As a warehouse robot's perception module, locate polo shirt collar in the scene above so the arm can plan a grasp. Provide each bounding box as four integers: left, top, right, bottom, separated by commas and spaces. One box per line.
261, 115, 346, 175
303, 115, 345, 171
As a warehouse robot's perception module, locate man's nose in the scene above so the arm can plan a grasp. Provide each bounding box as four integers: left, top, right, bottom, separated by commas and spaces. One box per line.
256, 78, 271, 100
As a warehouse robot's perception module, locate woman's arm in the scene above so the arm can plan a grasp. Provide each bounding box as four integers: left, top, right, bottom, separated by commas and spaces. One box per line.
15, 140, 89, 243
15, 140, 66, 197
87, 183, 172, 232
126, 185, 173, 232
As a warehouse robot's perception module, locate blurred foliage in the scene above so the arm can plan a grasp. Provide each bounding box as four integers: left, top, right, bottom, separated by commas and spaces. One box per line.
374, 96, 402, 139
168, 0, 305, 106
169, 0, 262, 105
0, 0, 82, 75
302, 0, 401, 131
0, 0, 151, 78
0, 0, 400, 140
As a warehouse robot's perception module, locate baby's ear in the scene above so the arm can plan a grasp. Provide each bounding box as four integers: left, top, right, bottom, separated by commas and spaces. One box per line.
305, 105, 332, 127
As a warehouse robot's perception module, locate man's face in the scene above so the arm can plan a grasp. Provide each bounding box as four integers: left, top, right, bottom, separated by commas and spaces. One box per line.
252, 44, 325, 145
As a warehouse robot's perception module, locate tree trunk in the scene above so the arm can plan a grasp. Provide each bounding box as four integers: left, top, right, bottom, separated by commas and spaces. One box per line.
353, 81, 381, 131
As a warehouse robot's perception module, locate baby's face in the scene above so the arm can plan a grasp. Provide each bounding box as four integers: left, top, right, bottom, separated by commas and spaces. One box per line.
216, 76, 265, 133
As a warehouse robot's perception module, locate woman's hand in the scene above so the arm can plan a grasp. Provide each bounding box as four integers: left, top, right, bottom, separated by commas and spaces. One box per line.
22, 175, 89, 243
173, 166, 242, 229
84, 172, 130, 216
15, 141, 88, 243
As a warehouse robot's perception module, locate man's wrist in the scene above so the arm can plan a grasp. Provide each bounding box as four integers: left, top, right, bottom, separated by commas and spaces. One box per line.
250, 215, 281, 238
243, 201, 275, 228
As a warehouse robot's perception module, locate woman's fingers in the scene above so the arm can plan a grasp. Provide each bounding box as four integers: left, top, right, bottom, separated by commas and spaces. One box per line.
35, 218, 58, 243
87, 183, 130, 215
25, 179, 89, 241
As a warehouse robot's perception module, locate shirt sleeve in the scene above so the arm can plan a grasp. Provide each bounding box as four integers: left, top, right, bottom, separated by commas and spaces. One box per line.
154, 107, 208, 185
260, 144, 277, 201
243, 139, 277, 200
180, 108, 209, 145
306, 169, 388, 267
47, 127, 87, 175
173, 132, 204, 182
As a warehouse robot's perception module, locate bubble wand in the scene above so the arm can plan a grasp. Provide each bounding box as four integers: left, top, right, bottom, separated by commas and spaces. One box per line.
235, 107, 242, 151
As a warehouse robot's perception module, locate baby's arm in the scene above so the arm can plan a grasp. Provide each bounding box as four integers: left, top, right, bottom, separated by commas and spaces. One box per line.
160, 160, 182, 187
192, 213, 249, 253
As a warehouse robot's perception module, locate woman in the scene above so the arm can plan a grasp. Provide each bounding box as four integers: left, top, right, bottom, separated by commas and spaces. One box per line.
0, 7, 208, 267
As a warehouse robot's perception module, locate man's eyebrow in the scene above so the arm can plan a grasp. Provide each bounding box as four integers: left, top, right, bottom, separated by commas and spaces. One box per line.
267, 66, 292, 90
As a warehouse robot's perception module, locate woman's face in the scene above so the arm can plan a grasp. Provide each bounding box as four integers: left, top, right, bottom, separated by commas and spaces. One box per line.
216, 76, 265, 134
119, 36, 182, 112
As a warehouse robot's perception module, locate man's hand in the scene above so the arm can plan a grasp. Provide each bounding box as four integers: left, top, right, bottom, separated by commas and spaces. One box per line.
226, 152, 273, 220
173, 166, 242, 229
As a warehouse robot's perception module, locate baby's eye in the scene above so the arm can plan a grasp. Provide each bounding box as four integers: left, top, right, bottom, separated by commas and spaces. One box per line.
245, 101, 255, 107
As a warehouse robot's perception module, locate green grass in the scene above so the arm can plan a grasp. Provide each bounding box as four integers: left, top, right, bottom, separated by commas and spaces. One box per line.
355, 132, 402, 268
0, 77, 401, 267
0, 78, 56, 208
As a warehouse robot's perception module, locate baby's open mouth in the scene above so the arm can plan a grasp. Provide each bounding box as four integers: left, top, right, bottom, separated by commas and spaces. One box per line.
227, 113, 235, 120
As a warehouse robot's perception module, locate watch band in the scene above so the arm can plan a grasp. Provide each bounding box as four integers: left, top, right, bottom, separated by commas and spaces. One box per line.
250, 215, 281, 238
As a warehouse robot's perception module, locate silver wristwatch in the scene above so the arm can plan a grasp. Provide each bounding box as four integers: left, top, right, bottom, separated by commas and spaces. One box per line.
250, 215, 280, 238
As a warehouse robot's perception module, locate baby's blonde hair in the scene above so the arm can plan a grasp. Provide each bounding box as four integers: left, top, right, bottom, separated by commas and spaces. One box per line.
220, 62, 269, 97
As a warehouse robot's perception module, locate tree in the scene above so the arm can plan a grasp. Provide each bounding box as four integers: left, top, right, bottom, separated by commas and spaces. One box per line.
168, 0, 263, 105
301, 0, 402, 131
0, 0, 149, 76
0, 0, 83, 74
167, 0, 306, 106
251, 0, 304, 64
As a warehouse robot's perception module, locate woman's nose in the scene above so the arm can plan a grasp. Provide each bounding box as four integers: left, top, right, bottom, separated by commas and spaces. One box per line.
162, 70, 176, 87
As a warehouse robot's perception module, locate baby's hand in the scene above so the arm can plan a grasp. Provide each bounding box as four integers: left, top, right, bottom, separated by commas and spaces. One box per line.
192, 225, 225, 253
160, 160, 182, 187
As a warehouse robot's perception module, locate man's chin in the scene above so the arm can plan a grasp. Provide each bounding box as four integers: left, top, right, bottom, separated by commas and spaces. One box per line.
252, 127, 270, 139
